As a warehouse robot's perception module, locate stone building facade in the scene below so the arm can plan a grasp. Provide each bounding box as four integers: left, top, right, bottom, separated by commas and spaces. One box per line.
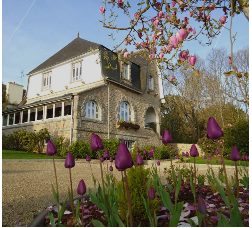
2, 36, 164, 148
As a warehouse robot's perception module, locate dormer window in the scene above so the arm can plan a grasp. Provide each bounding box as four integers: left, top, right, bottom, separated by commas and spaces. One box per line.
42, 72, 51, 90
72, 61, 82, 81
148, 75, 154, 90
121, 63, 131, 81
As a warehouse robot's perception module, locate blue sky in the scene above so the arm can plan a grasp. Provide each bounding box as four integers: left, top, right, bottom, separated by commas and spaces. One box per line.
3, 0, 249, 88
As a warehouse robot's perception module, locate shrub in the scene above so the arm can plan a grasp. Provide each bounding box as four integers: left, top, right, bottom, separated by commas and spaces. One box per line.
103, 138, 120, 158
224, 119, 249, 156
197, 136, 218, 155
117, 166, 159, 226
35, 128, 50, 153
69, 140, 92, 158
51, 136, 70, 157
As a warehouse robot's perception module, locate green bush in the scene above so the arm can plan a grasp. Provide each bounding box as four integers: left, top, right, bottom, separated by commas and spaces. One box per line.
51, 136, 70, 157
197, 136, 218, 155
103, 138, 120, 158
69, 140, 92, 158
224, 119, 249, 156
117, 166, 159, 226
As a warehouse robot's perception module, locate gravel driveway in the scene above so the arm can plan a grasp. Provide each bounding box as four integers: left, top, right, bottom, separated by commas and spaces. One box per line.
2, 159, 240, 227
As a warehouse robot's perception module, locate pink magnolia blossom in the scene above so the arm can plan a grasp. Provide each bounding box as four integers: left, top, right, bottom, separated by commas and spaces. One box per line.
99, 6, 106, 14
176, 28, 188, 42
179, 50, 189, 61
134, 12, 140, 19
219, 16, 227, 24
158, 11, 164, 18
169, 35, 179, 48
159, 52, 164, 59
165, 45, 173, 53
153, 19, 159, 27
123, 52, 129, 58
208, 3, 216, 10
171, 1, 176, 7
188, 55, 197, 66
118, 0, 124, 7
149, 53, 155, 60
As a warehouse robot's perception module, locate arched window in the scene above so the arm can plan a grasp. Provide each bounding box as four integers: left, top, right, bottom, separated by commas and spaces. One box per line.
85, 101, 100, 120
119, 101, 131, 122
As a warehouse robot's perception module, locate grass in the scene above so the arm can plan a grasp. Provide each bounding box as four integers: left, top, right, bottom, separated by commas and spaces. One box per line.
2, 150, 63, 159
181, 156, 249, 166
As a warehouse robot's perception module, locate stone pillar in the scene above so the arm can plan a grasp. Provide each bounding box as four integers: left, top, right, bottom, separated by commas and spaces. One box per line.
13, 113, 16, 125
53, 104, 56, 118
7, 114, 9, 126
62, 102, 65, 116
44, 106, 47, 120
20, 111, 23, 124
72, 95, 79, 142
35, 108, 38, 121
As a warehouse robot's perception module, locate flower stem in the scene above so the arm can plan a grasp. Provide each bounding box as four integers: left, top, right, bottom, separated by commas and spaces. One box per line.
69, 168, 74, 213
52, 157, 59, 204
193, 157, 197, 187
99, 159, 105, 191
121, 171, 126, 200
124, 170, 133, 227
235, 161, 239, 197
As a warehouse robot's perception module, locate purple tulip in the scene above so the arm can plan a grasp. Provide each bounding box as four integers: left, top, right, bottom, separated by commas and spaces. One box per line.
86, 155, 91, 162
197, 196, 207, 214
190, 144, 199, 157
115, 143, 133, 171
230, 145, 241, 161
103, 150, 110, 160
182, 152, 186, 157
148, 187, 156, 200
90, 133, 104, 152
207, 117, 224, 140
77, 179, 86, 195
109, 165, 113, 171
185, 152, 189, 157
162, 130, 173, 144
136, 154, 144, 165
64, 152, 75, 168
46, 140, 57, 156
157, 160, 160, 166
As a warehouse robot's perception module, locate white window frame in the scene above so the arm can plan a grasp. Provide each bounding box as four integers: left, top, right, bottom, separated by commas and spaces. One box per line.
121, 63, 131, 81
119, 101, 131, 122
148, 75, 154, 90
72, 61, 82, 82
42, 71, 52, 90
124, 140, 135, 151
85, 101, 100, 120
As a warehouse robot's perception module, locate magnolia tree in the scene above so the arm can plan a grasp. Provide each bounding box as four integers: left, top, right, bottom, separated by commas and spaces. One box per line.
99, 0, 249, 103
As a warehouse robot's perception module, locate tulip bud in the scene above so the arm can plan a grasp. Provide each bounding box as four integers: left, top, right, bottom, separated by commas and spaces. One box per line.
46, 139, 57, 156
115, 143, 133, 171
190, 144, 199, 157
77, 179, 86, 195
157, 160, 160, 166
148, 187, 156, 200
230, 145, 241, 161
65, 152, 75, 169
162, 130, 172, 144
149, 148, 154, 158
103, 150, 110, 160
100, 156, 105, 163
207, 117, 224, 140
86, 155, 91, 162
90, 133, 104, 152
136, 154, 144, 165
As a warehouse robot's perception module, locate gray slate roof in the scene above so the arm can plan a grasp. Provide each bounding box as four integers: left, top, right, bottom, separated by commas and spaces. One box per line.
29, 37, 101, 74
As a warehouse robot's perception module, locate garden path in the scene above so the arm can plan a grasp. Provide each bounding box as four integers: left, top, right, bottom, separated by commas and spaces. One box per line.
2, 159, 243, 226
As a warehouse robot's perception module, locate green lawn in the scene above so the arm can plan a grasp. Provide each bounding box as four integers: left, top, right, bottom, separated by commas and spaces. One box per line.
183, 157, 249, 166
2, 150, 63, 159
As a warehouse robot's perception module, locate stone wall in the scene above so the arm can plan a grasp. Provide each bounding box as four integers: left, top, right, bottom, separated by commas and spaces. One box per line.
2, 117, 71, 139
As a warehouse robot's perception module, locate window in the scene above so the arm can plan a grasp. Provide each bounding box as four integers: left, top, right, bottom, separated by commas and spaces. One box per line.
42, 72, 52, 90
64, 102, 72, 116
119, 101, 131, 122
30, 109, 36, 121
72, 61, 82, 81
85, 101, 99, 120
3, 115, 8, 126
122, 63, 130, 80
124, 140, 135, 151
22, 110, 28, 123
9, 113, 14, 125
14, 112, 20, 124
55, 103, 62, 117
148, 75, 154, 90
46, 105, 53, 119
37, 107, 43, 120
